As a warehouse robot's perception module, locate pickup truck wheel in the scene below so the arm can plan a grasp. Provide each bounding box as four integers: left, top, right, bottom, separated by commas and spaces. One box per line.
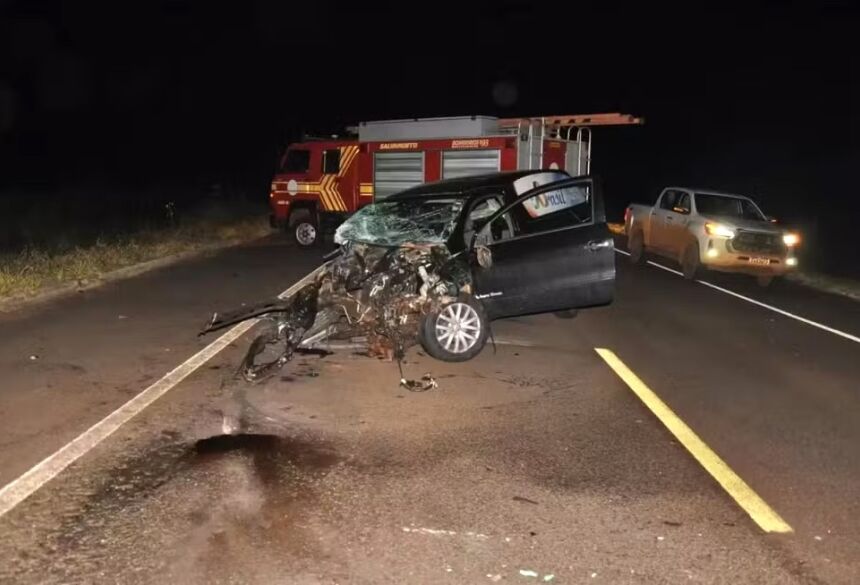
419, 297, 488, 362
756, 275, 774, 288
289, 210, 319, 248
628, 231, 645, 264
682, 243, 700, 280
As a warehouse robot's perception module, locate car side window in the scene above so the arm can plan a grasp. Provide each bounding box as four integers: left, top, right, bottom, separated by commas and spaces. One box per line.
513, 182, 592, 236
675, 193, 691, 214
660, 190, 679, 210
466, 195, 514, 247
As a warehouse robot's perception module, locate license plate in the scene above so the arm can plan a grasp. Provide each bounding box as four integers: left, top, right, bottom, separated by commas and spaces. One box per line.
748, 257, 770, 266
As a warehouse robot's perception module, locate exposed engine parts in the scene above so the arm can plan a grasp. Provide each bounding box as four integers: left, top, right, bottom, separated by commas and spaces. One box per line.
200, 242, 474, 382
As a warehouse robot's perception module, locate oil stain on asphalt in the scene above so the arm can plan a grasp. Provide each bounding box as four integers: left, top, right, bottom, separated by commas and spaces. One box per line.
0, 431, 342, 584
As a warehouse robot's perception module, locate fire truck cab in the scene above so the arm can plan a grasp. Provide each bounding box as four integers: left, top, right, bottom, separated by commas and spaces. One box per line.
270, 113, 642, 246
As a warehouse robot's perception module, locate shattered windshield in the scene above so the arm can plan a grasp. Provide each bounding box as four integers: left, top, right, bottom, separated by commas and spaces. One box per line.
335, 198, 465, 247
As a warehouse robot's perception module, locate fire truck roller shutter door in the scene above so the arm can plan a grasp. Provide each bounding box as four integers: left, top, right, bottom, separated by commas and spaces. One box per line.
441, 149, 502, 179
373, 152, 425, 200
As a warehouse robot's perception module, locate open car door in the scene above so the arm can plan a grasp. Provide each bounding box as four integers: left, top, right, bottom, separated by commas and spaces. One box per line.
470, 174, 615, 319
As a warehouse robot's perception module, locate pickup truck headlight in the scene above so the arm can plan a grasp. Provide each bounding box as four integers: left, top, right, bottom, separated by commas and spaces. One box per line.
782, 232, 800, 247
705, 222, 736, 238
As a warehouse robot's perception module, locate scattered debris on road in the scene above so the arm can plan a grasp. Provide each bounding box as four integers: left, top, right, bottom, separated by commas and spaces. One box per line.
401, 526, 489, 540
519, 568, 556, 581
513, 495, 540, 505
399, 373, 438, 392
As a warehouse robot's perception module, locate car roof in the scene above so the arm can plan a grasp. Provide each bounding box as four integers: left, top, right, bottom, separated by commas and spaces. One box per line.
387, 170, 573, 200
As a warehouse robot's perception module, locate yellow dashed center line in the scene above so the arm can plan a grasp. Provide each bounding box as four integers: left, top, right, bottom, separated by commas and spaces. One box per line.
595, 347, 793, 534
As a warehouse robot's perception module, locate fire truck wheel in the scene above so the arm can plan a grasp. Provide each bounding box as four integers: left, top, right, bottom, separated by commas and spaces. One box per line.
419, 296, 489, 362
289, 209, 319, 247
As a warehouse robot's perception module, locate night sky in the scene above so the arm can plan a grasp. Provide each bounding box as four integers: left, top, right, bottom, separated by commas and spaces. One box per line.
1, 1, 858, 262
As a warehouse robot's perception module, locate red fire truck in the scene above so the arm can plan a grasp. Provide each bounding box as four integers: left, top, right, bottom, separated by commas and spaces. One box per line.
269, 113, 643, 246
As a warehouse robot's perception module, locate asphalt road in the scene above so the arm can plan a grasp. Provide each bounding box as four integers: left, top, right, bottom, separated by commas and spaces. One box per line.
0, 234, 857, 584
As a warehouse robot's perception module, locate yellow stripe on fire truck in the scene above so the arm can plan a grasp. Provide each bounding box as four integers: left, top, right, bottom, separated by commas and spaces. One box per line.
293, 145, 359, 212
320, 176, 341, 211
297, 181, 335, 211
338, 145, 359, 178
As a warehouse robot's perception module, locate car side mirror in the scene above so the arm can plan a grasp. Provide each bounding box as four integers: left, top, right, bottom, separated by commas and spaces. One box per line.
672, 206, 690, 215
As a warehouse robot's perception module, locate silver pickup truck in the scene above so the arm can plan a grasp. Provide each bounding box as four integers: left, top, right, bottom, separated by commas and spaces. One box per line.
624, 187, 800, 286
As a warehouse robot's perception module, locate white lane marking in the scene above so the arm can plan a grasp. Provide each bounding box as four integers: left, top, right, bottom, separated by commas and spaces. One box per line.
614, 249, 860, 344
647, 260, 684, 277
0, 266, 323, 519
694, 278, 860, 344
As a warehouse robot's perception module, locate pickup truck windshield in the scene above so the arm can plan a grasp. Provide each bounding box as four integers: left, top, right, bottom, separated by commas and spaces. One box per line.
695, 194, 764, 221
335, 198, 465, 246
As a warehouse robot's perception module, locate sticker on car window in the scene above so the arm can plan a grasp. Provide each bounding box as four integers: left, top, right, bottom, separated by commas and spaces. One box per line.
514, 172, 588, 218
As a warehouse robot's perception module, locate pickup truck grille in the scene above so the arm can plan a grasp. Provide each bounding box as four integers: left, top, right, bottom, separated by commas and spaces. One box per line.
730, 231, 784, 255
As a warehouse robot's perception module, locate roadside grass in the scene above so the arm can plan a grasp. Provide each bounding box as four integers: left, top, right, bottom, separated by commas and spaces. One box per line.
786, 272, 860, 302
0, 215, 270, 301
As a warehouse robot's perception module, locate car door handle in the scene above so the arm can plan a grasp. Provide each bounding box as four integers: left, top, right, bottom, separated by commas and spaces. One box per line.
586, 239, 613, 252
665, 216, 674, 222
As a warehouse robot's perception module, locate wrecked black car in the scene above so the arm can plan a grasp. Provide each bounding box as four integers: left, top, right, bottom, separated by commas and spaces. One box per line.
201, 171, 615, 381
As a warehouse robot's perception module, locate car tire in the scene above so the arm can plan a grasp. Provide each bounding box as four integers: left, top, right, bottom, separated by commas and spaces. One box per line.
289, 209, 319, 248
756, 275, 774, 288
419, 296, 489, 362
682, 243, 700, 280
628, 231, 645, 264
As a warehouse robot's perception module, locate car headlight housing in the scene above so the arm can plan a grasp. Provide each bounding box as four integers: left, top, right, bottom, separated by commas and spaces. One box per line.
782, 232, 800, 247
705, 222, 736, 238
